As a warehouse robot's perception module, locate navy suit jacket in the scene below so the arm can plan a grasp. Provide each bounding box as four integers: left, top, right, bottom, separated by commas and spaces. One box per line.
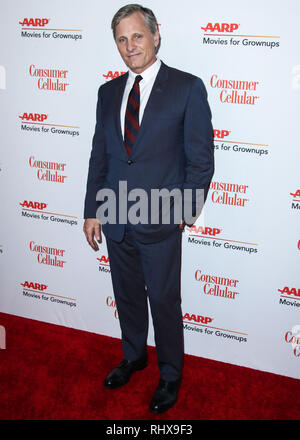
84, 61, 214, 243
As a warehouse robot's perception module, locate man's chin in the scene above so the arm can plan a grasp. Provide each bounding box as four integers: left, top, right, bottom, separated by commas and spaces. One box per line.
127, 63, 144, 73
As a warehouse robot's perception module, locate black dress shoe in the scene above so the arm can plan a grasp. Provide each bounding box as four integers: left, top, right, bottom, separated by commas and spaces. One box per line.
104, 356, 147, 389
150, 378, 181, 414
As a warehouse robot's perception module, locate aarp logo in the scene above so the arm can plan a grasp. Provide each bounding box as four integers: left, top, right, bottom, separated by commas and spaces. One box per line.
213, 129, 230, 139
102, 71, 126, 82
19, 18, 50, 27
201, 23, 239, 33
19, 113, 48, 122
290, 189, 300, 201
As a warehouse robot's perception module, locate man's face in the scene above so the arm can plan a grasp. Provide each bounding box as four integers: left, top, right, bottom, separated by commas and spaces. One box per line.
115, 11, 159, 74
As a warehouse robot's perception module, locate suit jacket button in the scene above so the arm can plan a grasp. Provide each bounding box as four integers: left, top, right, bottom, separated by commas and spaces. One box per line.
127, 159, 133, 165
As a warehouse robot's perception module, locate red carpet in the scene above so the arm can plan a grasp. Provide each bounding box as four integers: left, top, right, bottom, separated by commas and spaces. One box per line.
0, 311, 300, 420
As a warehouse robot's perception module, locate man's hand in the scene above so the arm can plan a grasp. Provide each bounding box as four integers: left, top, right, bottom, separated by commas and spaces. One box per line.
83, 218, 102, 251
179, 220, 186, 231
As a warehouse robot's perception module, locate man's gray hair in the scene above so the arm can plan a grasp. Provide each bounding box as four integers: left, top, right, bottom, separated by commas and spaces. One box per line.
111, 4, 161, 53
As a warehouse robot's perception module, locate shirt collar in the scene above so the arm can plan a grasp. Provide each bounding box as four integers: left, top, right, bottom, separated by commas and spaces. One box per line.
128, 58, 161, 84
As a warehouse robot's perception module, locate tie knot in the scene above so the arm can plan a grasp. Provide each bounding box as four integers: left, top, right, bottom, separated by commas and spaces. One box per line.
135, 75, 143, 84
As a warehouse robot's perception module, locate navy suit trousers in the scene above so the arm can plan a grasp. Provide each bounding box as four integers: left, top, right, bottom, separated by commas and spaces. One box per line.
106, 223, 184, 382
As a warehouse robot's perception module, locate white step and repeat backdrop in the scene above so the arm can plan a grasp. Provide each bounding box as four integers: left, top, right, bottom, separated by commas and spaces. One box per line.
0, 0, 299, 380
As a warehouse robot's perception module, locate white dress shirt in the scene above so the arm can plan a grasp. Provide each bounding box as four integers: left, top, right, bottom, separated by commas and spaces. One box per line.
120, 58, 161, 138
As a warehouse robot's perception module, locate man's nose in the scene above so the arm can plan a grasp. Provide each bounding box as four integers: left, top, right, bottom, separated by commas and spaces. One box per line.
126, 39, 136, 52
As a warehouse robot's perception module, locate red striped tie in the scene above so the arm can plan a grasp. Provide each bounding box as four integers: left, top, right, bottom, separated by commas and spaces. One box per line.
124, 75, 143, 155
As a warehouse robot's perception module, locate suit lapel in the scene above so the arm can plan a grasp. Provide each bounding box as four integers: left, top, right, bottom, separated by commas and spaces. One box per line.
130, 62, 169, 155
113, 72, 128, 153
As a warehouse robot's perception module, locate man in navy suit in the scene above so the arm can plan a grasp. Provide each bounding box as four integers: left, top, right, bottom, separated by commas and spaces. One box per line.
83, 4, 214, 414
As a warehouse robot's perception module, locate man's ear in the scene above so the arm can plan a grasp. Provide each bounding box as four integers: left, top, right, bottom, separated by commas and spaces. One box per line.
154, 29, 160, 48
